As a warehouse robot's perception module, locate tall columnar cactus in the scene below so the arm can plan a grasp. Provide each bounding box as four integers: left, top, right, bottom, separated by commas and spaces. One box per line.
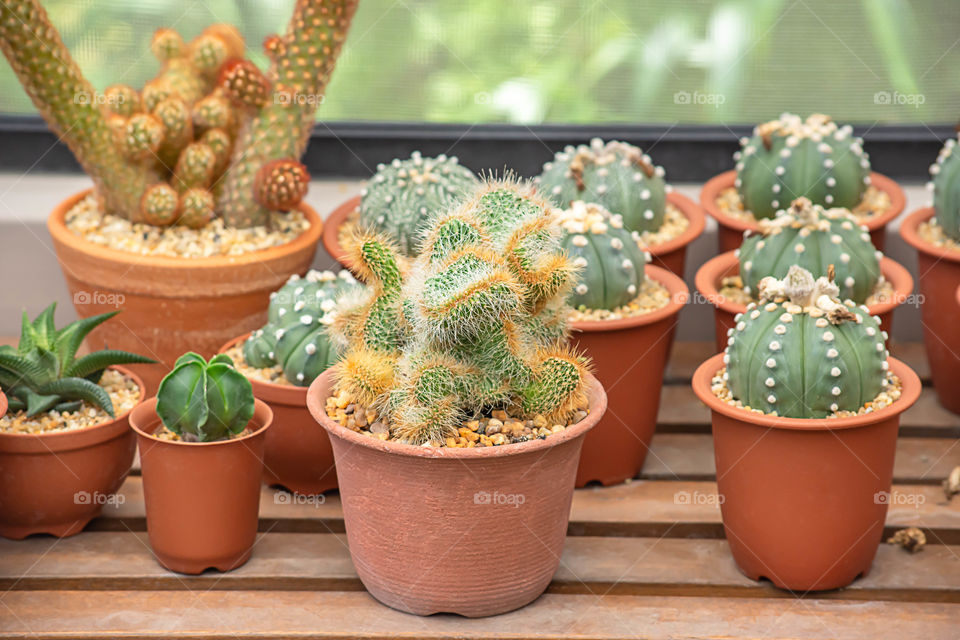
536, 139, 668, 234
358, 152, 480, 256
0, 0, 358, 228
738, 197, 882, 303
331, 179, 591, 445
930, 136, 960, 242
557, 201, 649, 310
735, 114, 870, 220
725, 265, 888, 418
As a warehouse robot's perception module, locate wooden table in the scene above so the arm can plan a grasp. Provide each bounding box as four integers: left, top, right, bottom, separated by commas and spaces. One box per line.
2, 342, 958, 639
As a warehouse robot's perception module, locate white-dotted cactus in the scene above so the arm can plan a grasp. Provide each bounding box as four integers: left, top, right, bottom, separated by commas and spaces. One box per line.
930, 136, 960, 242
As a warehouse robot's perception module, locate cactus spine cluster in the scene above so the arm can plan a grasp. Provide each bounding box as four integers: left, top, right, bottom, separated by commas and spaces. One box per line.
557, 201, 649, 311
243, 270, 359, 386
536, 139, 668, 234
358, 152, 480, 256
738, 198, 882, 304
332, 179, 592, 445
930, 136, 960, 242
0, 0, 358, 228
735, 114, 870, 220
724, 265, 889, 419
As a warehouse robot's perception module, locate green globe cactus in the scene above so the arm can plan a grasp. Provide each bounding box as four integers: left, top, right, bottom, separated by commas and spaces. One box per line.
557, 201, 649, 311
735, 114, 870, 220
725, 265, 889, 418
536, 138, 668, 234
358, 152, 480, 256
930, 136, 960, 242
737, 197, 882, 303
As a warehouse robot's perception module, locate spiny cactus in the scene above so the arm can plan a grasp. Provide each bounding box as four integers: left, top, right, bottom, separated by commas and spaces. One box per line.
724, 265, 888, 418
358, 152, 480, 256
331, 178, 591, 445
930, 136, 960, 242
0, 0, 358, 228
243, 270, 360, 386
557, 201, 649, 311
735, 113, 870, 220
536, 139, 668, 234
738, 197, 882, 303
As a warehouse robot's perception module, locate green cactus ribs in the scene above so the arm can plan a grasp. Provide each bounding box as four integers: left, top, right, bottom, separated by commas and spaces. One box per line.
930, 136, 960, 242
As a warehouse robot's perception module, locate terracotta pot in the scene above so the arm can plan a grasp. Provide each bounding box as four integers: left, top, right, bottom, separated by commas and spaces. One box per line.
695, 252, 913, 353
0, 367, 143, 539
306, 370, 606, 617
900, 207, 960, 415
129, 398, 273, 574
570, 265, 687, 486
219, 334, 337, 494
48, 189, 324, 395
323, 193, 705, 279
700, 171, 906, 254
692, 353, 921, 591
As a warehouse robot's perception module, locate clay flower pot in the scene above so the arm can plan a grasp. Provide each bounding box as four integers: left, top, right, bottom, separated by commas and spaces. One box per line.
48, 190, 324, 395
305, 370, 607, 617
0, 367, 143, 539
129, 398, 273, 574
900, 207, 960, 415
700, 171, 906, 254
695, 251, 914, 352
569, 265, 688, 486
219, 334, 337, 494
692, 353, 921, 591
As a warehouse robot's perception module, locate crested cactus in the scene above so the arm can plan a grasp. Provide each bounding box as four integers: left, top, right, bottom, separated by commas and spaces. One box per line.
358, 152, 480, 256
738, 198, 882, 303
735, 114, 870, 220
0, 0, 358, 228
930, 136, 960, 242
724, 265, 889, 418
536, 139, 668, 234
557, 201, 649, 311
332, 178, 591, 445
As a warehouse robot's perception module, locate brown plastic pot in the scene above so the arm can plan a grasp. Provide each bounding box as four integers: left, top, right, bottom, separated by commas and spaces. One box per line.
695, 251, 913, 353
692, 354, 921, 591
306, 369, 607, 617
129, 398, 273, 574
48, 189, 323, 395
700, 171, 906, 254
0, 367, 143, 539
570, 265, 688, 486
900, 207, 960, 415
219, 334, 337, 494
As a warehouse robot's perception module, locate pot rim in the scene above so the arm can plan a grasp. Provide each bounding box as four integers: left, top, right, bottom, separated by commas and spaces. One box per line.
570, 264, 688, 333
129, 397, 273, 447
699, 170, 906, 234
218, 333, 309, 405
694, 251, 914, 318
47, 189, 324, 270
899, 207, 960, 264
691, 353, 921, 431
306, 369, 607, 459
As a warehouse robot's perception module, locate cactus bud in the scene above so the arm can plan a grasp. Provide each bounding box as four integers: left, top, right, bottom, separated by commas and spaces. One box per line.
102, 84, 141, 117
178, 188, 215, 229
122, 113, 165, 161
174, 142, 217, 192
141, 183, 180, 226
254, 159, 309, 211
219, 58, 271, 109
151, 28, 185, 61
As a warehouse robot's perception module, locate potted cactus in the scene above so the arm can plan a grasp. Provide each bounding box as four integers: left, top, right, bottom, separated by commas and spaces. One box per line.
556, 201, 688, 486
0, 0, 358, 393
900, 136, 960, 415
306, 179, 607, 617
129, 353, 273, 574
692, 266, 921, 591
535, 138, 704, 277
322, 152, 481, 266
219, 269, 360, 494
0, 305, 153, 539
700, 114, 905, 253
696, 198, 913, 351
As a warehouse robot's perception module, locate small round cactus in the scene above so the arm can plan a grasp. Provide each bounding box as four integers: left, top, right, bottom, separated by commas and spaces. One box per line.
738, 197, 882, 304
930, 136, 960, 242
358, 152, 480, 256
736, 113, 870, 220
725, 265, 889, 418
536, 138, 668, 234
557, 201, 648, 311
